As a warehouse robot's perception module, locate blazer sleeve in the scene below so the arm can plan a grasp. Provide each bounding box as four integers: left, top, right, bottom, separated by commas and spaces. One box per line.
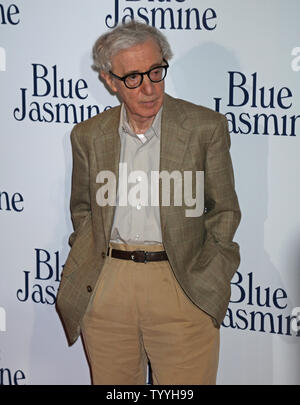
68, 126, 91, 247
201, 115, 241, 281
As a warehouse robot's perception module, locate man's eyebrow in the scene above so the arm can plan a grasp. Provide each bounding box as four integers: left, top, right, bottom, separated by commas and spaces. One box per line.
124, 60, 164, 76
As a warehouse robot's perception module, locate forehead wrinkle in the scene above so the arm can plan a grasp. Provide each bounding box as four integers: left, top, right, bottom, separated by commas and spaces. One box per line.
123, 60, 164, 77
111, 39, 163, 76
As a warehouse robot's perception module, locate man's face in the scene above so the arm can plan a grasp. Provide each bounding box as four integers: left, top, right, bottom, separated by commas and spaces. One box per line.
101, 39, 165, 128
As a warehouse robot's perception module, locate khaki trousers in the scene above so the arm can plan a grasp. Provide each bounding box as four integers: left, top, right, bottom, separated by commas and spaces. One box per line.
81, 243, 220, 385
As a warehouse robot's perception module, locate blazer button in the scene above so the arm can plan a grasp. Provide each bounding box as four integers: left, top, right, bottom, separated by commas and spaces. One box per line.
101, 251, 106, 259
87, 285, 92, 293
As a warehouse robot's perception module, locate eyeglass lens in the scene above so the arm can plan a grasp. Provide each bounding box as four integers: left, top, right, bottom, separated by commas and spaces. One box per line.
125, 66, 167, 88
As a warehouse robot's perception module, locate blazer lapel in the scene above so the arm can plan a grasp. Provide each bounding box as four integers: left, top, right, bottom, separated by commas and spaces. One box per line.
159, 94, 192, 234
94, 106, 121, 246
160, 94, 191, 172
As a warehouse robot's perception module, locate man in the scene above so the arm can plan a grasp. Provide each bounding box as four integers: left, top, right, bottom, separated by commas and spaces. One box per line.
56, 20, 241, 385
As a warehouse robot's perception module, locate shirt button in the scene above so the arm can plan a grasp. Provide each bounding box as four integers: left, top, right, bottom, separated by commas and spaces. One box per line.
87, 285, 93, 293
136, 203, 142, 210
137, 176, 142, 182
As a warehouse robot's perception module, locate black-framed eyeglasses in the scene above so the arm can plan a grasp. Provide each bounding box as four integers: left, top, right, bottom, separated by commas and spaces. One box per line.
109, 59, 169, 89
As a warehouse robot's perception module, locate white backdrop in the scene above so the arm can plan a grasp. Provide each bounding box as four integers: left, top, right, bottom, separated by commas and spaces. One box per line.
1, 0, 300, 385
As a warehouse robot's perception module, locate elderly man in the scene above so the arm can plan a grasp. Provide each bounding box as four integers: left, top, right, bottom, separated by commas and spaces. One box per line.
56, 21, 241, 385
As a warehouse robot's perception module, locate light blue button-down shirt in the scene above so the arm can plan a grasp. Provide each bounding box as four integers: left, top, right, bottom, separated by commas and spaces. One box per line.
110, 103, 163, 244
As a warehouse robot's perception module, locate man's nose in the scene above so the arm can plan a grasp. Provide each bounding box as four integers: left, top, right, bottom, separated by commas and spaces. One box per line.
140, 75, 155, 95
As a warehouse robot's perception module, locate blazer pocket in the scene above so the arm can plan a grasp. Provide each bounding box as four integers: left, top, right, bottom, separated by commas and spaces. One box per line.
73, 213, 92, 242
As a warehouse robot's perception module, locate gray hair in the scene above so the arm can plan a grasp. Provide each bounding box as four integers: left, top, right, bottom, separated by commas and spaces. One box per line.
92, 20, 173, 73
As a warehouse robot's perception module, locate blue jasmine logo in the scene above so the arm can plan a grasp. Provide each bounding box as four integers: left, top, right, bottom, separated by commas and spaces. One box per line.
0, 3, 20, 25
223, 271, 300, 337
0, 190, 24, 212
16, 248, 63, 305
0, 367, 26, 385
214, 71, 300, 136
13, 63, 111, 124
105, 0, 217, 30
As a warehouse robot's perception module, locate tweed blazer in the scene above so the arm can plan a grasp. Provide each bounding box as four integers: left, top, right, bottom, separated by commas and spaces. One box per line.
56, 93, 241, 346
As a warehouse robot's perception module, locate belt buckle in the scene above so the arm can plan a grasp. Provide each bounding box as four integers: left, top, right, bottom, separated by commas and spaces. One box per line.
131, 250, 148, 263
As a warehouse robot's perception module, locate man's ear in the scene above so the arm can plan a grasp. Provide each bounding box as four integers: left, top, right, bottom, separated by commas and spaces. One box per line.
100, 71, 118, 93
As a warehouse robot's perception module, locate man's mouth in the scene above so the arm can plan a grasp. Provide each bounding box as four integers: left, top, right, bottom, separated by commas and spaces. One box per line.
142, 99, 156, 105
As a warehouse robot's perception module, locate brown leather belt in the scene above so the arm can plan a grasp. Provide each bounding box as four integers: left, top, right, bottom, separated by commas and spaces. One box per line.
107, 248, 168, 263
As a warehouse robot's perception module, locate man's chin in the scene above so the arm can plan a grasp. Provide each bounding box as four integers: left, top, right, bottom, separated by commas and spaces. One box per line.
138, 110, 159, 120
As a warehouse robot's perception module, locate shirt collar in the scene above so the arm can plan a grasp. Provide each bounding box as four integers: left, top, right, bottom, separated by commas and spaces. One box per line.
118, 103, 162, 143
